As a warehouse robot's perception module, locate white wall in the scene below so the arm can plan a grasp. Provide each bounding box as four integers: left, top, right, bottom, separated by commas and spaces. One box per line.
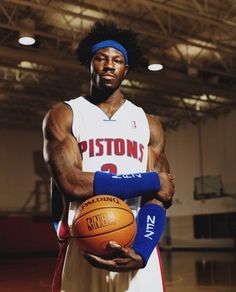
0, 128, 45, 212
161, 109, 236, 248
165, 109, 236, 217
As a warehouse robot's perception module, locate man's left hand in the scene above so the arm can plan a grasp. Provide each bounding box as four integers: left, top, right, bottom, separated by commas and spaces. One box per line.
83, 241, 144, 272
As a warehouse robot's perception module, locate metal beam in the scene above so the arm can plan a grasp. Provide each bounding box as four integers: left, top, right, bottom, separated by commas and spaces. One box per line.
3, 0, 236, 58
141, 0, 236, 30
0, 22, 71, 43
1, 45, 235, 101
0, 45, 82, 71
4, 0, 97, 23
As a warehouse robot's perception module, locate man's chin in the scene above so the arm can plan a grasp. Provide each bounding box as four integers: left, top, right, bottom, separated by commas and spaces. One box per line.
90, 85, 117, 102
100, 80, 115, 87
99, 83, 117, 92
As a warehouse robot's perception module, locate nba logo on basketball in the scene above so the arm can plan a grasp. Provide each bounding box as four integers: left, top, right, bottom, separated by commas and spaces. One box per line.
131, 121, 136, 128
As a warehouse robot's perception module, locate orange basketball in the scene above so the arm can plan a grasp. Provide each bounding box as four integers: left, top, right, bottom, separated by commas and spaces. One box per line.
72, 195, 136, 256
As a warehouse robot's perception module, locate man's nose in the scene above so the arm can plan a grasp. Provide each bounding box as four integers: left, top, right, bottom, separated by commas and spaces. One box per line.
103, 59, 115, 70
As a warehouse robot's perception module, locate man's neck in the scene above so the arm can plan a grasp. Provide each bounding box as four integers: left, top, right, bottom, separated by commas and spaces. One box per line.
87, 87, 125, 118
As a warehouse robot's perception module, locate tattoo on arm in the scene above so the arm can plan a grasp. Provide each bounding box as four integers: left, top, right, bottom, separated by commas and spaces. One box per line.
49, 140, 73, 177
157, 152, 170, 173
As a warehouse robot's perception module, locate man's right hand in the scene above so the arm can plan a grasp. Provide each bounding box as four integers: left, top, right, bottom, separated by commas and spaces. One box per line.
157, 172, 175, 209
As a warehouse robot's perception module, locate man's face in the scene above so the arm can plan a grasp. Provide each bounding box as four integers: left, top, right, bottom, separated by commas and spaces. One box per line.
90, 47, 128, 91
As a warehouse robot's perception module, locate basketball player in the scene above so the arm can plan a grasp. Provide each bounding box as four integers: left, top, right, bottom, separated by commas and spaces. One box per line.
43, 21, 175, 292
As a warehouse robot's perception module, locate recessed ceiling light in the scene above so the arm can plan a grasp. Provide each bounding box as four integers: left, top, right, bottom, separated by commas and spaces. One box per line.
18, 18, 36, 46
148, 63, 163, 71
18, 36, 35, 46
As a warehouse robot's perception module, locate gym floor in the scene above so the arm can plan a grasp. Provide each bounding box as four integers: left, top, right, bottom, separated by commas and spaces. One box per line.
0, 251, 235, 292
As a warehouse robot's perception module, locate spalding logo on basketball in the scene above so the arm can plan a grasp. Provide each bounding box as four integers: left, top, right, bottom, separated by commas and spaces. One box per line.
72, 195, 136, 256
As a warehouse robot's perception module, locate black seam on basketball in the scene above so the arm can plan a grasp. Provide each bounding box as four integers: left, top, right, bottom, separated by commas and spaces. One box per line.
74, 206, 134, 222
73, 220, 135, 238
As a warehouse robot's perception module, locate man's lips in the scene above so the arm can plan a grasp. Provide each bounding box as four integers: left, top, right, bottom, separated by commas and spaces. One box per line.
101, 74, 115, 80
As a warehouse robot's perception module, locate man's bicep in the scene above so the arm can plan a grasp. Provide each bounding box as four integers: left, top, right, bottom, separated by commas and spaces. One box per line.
43, 105, 94, 200
156, 152, 170, 173
147, 114, 170, 173
43, 105, 82, 183
45, 134, 82, 178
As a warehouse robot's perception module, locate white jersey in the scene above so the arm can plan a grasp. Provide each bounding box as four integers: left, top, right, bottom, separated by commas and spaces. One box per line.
66, 96, 150, 225
54, 96, 165, 292
67, 96, 149, 174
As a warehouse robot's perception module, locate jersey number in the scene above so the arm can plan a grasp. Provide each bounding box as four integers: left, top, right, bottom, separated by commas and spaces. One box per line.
101, 163, 117, 174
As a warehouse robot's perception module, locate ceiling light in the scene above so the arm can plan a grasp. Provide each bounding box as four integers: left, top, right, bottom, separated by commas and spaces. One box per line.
18, 18, 36, 46
200, 94, 208, 101
148, 63, 163, 71
18, 61, 37, 69
18, 35, 35, 46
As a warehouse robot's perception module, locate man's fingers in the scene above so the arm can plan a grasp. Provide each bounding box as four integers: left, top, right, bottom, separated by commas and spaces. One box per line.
83, 247, 144, 272
108, 241, 122, 249
113, 258, 131, 265
83, 253, 116, 269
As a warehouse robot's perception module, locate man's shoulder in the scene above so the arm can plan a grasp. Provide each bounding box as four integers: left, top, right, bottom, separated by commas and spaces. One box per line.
43, 102, 73, 130
125, 99, 146, 115
64, 96, 84, 106
126, 99, 141, 108
146, 114, 164, 144
43, 102, 73, 137
146, 114, 162, 128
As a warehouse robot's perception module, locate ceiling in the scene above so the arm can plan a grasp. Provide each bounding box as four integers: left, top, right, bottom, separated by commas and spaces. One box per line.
0, 0, 236, 130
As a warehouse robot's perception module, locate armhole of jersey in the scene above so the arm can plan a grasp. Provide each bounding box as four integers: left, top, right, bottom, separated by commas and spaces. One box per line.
64, 101, 79, 140
142, 109, 151, 145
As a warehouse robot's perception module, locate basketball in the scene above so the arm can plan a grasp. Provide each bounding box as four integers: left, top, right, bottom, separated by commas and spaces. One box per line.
72, 195, 136, 256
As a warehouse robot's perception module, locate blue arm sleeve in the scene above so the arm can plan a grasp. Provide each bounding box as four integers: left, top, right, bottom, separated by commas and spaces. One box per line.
94, 171, 160, 200
132, 203, 166, 266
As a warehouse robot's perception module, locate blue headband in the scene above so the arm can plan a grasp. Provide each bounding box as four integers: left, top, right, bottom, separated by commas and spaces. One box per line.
91, 40, 128, 64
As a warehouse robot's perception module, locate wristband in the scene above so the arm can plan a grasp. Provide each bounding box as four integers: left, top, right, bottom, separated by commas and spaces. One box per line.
132, 203, 166, 266
94, 171, 160, 200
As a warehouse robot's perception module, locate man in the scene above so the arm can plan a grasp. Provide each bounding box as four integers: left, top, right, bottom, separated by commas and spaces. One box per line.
43, 21, 175, 292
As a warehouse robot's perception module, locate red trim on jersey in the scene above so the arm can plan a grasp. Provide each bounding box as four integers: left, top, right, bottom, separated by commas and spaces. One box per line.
58, 219, 70, 240
52, 210, 70, 291
156, 246, 166, 292
52, 241, 68, 292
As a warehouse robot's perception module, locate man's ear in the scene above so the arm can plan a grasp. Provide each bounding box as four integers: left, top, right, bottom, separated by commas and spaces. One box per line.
124, 65, 129, 76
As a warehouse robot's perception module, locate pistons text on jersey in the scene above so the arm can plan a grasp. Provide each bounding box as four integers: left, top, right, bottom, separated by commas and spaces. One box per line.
79, 138, 144, 162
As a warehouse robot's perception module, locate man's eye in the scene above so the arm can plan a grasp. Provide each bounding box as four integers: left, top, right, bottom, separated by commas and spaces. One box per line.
96, 56, 105, 61
115, 59, 122, 63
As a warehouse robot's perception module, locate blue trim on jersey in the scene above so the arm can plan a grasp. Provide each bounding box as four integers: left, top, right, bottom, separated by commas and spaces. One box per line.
53, 222, 59, 233
102, 119, 117, 122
